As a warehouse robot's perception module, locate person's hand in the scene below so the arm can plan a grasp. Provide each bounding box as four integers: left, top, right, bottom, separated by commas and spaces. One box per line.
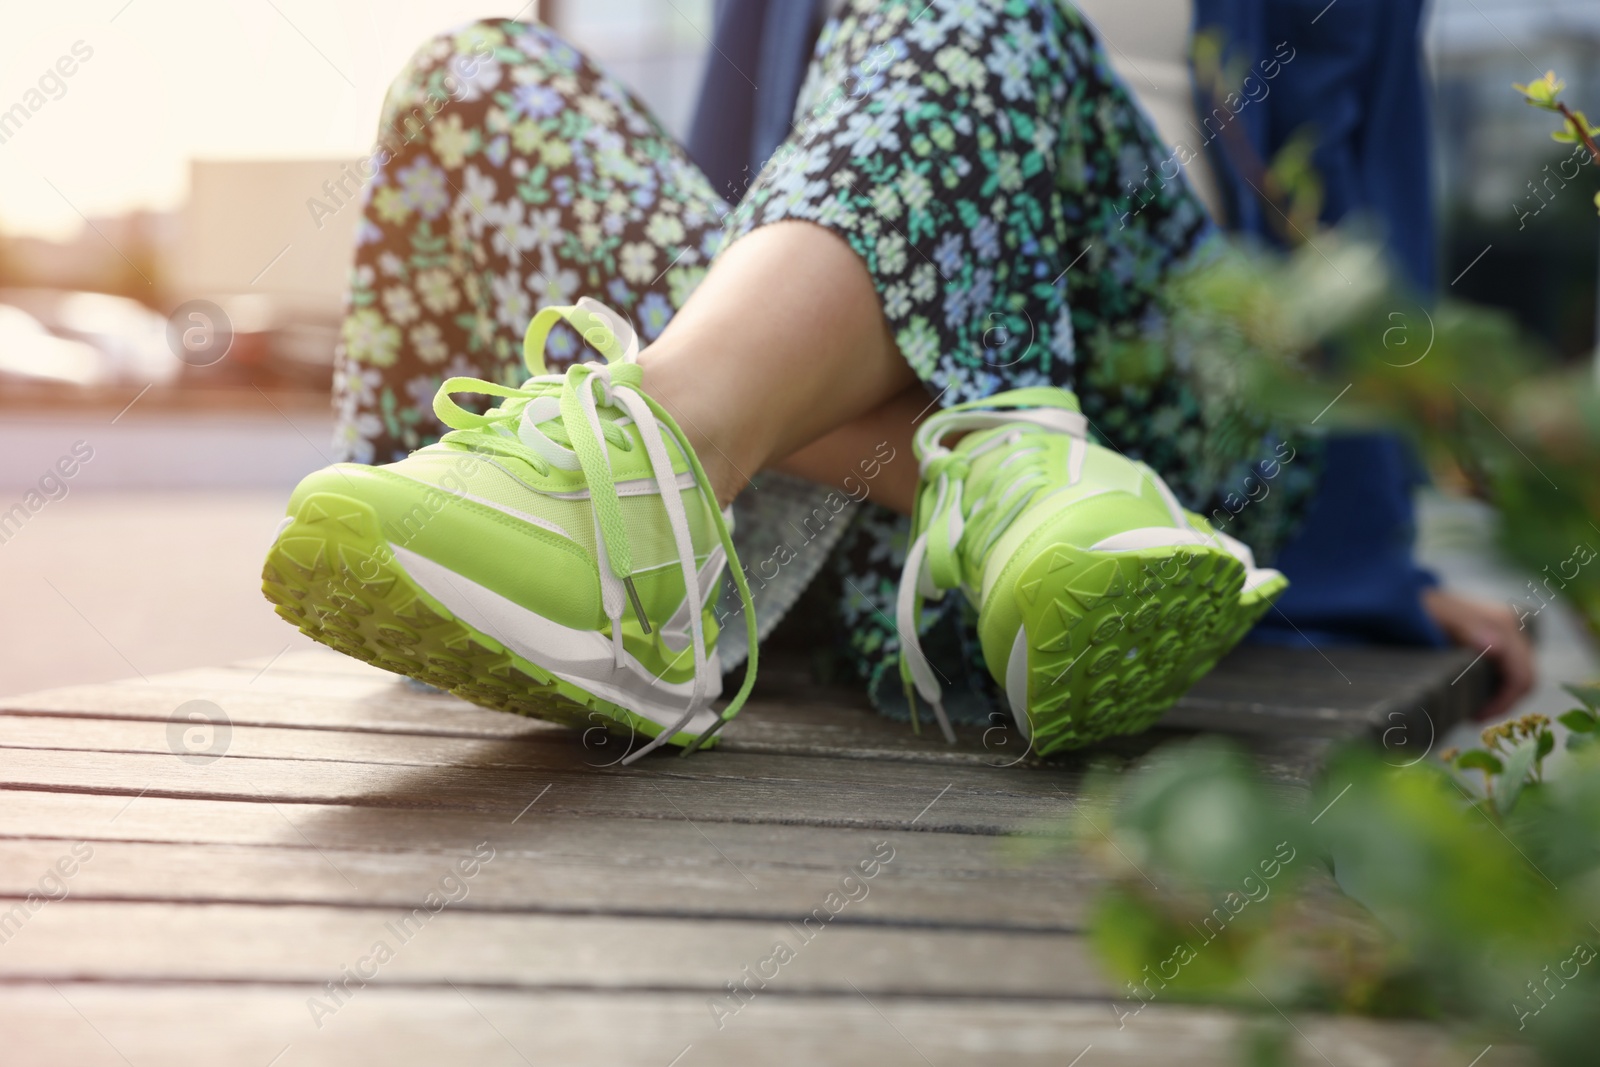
1421, 587, 1536, 720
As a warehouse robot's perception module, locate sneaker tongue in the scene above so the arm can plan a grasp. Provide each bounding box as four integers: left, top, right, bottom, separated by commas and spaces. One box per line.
962, 426, 1039, 488
954, 430, 1057, 579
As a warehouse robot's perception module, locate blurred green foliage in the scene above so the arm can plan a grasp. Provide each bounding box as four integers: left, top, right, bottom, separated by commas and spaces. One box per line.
1095, 66, 1600, 636
1098, 227, 1600, 641
1054, 736, 1600, 1064
1067, 68, 1600, 1067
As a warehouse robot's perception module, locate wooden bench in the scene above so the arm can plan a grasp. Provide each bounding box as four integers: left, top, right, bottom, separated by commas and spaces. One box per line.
0, 643, 1496, 1066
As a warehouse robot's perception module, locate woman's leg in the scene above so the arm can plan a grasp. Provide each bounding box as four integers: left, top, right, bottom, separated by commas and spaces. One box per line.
303, 20, 828, 747
331, 20, 727, 464
335, 5, 1248, 538
639, 221, 915, 507
321, 16, 898, 690
665, 0, 1310, 720
771, 386, 926, 516
316, 4, 1311, 734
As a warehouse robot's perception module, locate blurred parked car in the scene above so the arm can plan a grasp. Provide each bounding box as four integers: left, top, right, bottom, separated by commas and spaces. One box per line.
181, 293, 337, 390
0, 288, 334, 394
0, 288, 179, 388
0, 302, 113, 387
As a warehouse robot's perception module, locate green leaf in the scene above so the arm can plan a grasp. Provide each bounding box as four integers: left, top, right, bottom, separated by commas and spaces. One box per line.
1455, 749, 1503, 774
1570, 733, 1597, 752
1558, 708, 1599, 733
1514, 70, 1565, 109
1497, 740, 1538, 815
1537, 728, 1556, 760
1562, 683, 1600, 711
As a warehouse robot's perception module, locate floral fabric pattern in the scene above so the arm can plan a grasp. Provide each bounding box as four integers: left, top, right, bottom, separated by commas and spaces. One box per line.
333, 20, 723, 463
332, 1, 1315, 726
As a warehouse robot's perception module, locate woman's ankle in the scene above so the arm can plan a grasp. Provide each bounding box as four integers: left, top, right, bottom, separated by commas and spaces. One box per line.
639, 341, 763, 509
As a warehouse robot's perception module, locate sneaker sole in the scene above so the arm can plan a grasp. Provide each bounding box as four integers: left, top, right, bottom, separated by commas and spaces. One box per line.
1009, 539, 1262, 755
260, 491, 713, 752
1181, 570, 1288, 689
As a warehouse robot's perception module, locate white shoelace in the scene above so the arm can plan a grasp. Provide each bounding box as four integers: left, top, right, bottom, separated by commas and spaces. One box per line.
433, 298, 757, 763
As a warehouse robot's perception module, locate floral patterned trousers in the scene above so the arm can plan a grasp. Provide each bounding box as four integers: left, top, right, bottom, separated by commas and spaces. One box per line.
332, 0, 1311, 723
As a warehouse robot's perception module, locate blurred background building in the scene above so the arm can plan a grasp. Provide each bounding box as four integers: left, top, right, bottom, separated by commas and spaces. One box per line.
0, 0, 712, 401
2, 0, 1595, 400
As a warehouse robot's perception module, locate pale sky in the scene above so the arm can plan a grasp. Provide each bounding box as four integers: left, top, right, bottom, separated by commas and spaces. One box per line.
0, 0, 535, 239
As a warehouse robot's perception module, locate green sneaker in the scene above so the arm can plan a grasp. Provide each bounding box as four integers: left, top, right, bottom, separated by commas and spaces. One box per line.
262, 299, 758, 761
896, 388, 1286, 755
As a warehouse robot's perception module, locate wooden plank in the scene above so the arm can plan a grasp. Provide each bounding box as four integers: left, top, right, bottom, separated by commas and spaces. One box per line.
0, 985, 1516, 1067
0, 644, 1499, 1065
0, 745, 1115, 835
0, 713, 567, 770
1, 792, 1359, 930
0, 667, 1065, 765
0, 675, 548, 741
0, 829, 1094, 930
2, 644, 1492, 761
0, 655, 1465, 784
717, 704, 1338, 780
0, 685, 1333, 777
0, 790, 1046, 865
0, 688, 1326, 776
0, 901, 1103, 999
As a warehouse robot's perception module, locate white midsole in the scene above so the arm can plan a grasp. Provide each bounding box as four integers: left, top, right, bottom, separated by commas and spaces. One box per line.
390, 544, 721, 736
1005, 625, 1032, 742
